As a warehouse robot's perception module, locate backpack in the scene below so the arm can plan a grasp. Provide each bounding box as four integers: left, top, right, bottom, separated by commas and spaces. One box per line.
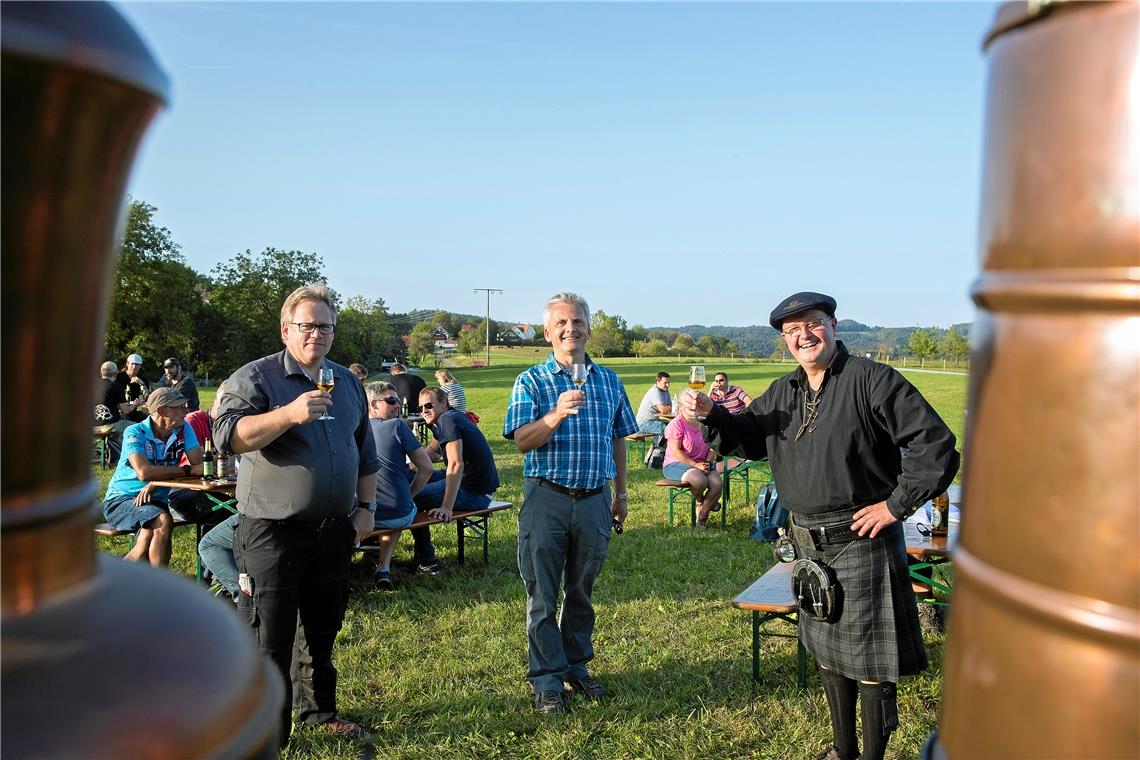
750, 483, 788, 542
643, 433, 666, 469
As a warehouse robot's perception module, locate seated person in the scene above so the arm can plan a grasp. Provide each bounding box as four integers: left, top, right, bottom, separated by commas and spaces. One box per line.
158, 357, 200, 412
101, 387, 203, 567
635, 371, 672, 435
115, 353, 150, 422
349, 363, 368, 384
662, 403, 722, 527
708, 371, 752, 414
94, 361, 133, 463
170, 383, 230, 527
356, 381, 434, 590
408, 386, 500, 573
199, 512, 240, 600
434, 369, 467, 413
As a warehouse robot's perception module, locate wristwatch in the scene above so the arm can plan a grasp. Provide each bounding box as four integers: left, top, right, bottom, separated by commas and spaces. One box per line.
614, 491, 628, 501
356, 501, 377, 514
181, 464, 191, 476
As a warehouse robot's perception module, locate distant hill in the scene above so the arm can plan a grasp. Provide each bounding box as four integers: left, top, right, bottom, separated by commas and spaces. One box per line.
646, 321, 972, 358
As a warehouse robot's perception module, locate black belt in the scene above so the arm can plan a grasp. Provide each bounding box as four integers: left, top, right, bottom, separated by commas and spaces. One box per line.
790, 516, 863, 550
533, 478, 604, 501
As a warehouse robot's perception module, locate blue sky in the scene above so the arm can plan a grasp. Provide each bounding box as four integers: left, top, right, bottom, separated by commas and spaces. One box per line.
120, 1, 998, 329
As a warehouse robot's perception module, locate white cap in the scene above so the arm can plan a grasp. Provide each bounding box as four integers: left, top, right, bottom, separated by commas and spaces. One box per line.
127, 353, 143, 365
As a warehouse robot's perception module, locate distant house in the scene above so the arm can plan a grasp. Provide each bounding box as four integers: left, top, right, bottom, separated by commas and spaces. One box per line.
497, 323, 535, 343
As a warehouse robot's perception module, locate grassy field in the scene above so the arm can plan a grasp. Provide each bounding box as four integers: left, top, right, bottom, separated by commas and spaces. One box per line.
95, 357, 966, 760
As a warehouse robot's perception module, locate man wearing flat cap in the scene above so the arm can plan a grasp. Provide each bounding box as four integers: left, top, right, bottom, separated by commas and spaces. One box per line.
101, 386, 204, 567
158, 357, 200, 412
682, 291, 959, 760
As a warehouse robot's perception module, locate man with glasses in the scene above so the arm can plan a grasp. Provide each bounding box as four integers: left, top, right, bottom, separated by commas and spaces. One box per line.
683, 291, 959, 760
406, 386, 500, 575
101, 386, 203, 567
504, 292, 638, 715
708, 371, 752, 414
214, 284, 380, 745
353, 381, 434, 591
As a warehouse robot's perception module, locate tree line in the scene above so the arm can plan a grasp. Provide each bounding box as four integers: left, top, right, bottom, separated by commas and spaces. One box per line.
106, 200, 971, 380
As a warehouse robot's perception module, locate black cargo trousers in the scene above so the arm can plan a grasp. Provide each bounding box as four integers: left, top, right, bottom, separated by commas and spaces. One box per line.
234, 513, 354, 745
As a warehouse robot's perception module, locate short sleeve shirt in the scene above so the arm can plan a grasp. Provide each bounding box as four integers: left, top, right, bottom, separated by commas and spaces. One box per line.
104, 418, 201, 502
662, 416, 711, 468
430, 408, 499, 495
370, 417, 422, 521
636, 385, 671, 425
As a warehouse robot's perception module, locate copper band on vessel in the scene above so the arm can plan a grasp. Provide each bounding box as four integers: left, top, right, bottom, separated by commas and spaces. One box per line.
934, 2, 1140, 758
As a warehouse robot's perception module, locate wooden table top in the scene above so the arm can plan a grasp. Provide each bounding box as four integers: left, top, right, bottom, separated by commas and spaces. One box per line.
148, 476, 237, 494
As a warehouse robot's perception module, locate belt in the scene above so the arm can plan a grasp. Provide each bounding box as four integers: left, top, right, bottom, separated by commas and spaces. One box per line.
533, 478, 604, 501
790, 516, 862, 551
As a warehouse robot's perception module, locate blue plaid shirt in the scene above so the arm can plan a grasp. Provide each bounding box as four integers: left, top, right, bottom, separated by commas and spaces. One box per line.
503, 353, 638, 490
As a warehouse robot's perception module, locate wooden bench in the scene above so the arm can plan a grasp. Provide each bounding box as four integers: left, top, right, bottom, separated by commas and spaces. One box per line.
732, 562, 808, 687
95, 518, 204, 579
625, 431, 655, 463
360, 500, 513, 565
654, 480, 726, 529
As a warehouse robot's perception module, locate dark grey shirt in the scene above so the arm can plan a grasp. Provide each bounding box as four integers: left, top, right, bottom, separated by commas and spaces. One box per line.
706, 343, 959, 518
158, 373, 200, 412
213, 350, 380, 522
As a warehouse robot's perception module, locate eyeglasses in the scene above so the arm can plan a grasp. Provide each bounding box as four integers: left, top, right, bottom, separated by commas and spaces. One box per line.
780, 318, 828, 337
420, 402, 435, 410
290, 322, 335, 335
382, 397, 400, 405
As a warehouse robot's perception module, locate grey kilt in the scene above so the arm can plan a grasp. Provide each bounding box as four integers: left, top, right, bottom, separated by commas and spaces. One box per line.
791, 510, 927, 682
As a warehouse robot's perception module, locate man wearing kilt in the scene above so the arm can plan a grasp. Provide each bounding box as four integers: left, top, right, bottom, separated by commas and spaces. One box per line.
684, 292, 959, 760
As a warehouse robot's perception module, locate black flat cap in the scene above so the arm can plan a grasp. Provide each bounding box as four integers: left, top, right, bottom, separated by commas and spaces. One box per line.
769, 292, 837, 330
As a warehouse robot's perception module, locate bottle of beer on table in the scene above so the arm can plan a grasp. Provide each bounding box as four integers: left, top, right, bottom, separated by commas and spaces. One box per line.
215, 445, 228, 480
201, 438, 215, 480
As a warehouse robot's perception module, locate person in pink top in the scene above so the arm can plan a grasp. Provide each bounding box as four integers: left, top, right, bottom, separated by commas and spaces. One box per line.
661, 405, 723, 527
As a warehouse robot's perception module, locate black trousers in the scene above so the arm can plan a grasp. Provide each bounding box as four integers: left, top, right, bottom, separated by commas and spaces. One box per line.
234, 515, 354, 745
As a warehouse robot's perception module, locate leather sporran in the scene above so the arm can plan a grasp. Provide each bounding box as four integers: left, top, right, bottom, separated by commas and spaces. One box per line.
792, 557, 842, 623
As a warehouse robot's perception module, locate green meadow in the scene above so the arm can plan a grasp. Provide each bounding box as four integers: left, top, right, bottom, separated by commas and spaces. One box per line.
95, 355, 967, 760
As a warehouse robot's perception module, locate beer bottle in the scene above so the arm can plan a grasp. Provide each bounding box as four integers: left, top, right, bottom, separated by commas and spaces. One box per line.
215, 447, 228, 480
201, 438, 215, 480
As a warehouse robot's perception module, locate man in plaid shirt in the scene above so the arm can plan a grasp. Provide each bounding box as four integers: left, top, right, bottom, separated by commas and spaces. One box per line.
504, 292, 638, 715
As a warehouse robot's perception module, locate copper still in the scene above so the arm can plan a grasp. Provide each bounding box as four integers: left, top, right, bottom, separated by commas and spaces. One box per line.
931, 2, 1139, 758
1, 3, 282, 756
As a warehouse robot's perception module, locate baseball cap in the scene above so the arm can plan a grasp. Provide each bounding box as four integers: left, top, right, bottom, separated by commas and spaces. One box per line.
127, 353, 144, 365
163, 357, 180, 368
100, 361, 118, 374
768, 292, 838, 330
147, 386, 188, 409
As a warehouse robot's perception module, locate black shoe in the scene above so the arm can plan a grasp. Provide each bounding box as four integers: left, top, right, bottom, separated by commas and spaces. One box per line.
565, 675, 608, 701
375, 570, 395, 592
695, 515, 709, 529
533, 690, 567, 715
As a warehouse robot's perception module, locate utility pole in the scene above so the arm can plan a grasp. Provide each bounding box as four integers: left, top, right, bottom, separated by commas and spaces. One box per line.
473, 288, 503, 367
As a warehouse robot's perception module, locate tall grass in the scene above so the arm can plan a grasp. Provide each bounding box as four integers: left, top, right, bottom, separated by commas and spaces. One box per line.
95, 358, 966, 759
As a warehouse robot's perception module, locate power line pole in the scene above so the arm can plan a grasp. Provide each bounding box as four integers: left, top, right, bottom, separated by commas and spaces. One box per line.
473, 288, 503, 367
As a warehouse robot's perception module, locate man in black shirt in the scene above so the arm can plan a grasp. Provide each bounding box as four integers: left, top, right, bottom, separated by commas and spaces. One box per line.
683, 292, 959, 760
94, 361, 132, 463
387, 363, 426, 414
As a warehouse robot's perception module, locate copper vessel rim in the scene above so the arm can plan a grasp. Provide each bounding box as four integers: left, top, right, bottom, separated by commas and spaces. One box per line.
971, 270, 1140, 311
953, 548, 1140, 645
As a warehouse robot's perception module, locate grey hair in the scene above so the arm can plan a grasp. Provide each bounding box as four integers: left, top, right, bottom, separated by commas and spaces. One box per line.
542, 292, 590, 328
365, 380, 395, 403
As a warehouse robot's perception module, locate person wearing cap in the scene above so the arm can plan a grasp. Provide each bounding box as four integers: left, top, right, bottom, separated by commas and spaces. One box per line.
158, 357, 200, 412
94, 361, 133, 462
115, 353, 150, 422
682, 292, 959, 760
503, 292, 638, 715
101, 386, 203, 567
212, 283, 380, 744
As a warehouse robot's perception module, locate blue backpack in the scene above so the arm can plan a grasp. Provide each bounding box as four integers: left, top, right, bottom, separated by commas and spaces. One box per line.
750, 483, 788, 542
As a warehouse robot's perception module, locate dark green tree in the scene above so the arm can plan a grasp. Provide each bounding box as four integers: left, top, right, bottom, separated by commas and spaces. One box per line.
208, 247, 327, 376
587, 310, 630, 357
104, 199, 207, 375
330, 295, 393, 370
907, 328, 938, 363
